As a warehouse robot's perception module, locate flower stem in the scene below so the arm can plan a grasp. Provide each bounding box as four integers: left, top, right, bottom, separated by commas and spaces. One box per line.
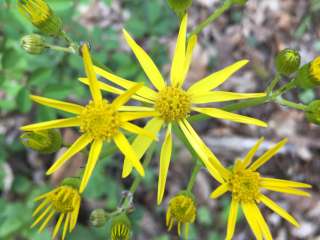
188, 0, 233, 38
266, 73, 281, 94
275, 96, 308, 111
46, 44, 77, 54
186, 161, 202, 192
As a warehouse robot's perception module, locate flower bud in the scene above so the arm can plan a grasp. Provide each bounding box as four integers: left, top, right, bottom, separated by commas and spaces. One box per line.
17, 0, 63, 36
295, 56, 320, 89
166, 191, 196, 237
89, 209, 108, 227
20, 34, 46, 55
110, 213, 131, 240
20, 129, 62, 154
305, 100, 320, 125
275, 48, 301, 76
167, 0, 192, 18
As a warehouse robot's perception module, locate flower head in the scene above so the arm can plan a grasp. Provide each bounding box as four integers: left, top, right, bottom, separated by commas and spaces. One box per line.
309, 56, 320, 83
17, 0, 62, 36
209, 138, 312, 240
79, 14, 267, 204
20, 34, 46, 55
166, 192, 196, 238
110, 213, 132, 240
31, 180, 81, 240
21, 44, 158, 193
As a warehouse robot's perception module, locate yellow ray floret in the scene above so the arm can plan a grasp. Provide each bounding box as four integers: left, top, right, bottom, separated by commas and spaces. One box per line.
78, 14, 267, 204
209, 138, 311, 240
21, 44, 157, 193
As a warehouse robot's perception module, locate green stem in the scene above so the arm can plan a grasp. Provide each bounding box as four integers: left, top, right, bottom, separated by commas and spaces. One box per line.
266, 73, 281, 94
188, 0, 233, 38
273, 79, 296, 97
275, 96, 308, 111
186, 162, 202, 192
46, 44, 76, 54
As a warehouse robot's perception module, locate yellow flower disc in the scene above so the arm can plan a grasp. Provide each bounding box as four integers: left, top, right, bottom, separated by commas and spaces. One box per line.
229, 169, 261, 203
49, 186, 80, 213
80, 100, 121, 140
155, 86, 191, 122
167, 194, 196, 225
310, 56, 320, 83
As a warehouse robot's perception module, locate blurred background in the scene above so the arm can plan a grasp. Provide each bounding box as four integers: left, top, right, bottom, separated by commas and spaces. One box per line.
0, 0, 320, 239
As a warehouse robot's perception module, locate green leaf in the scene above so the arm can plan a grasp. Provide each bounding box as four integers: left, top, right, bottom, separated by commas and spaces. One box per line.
16, 88, 32, 113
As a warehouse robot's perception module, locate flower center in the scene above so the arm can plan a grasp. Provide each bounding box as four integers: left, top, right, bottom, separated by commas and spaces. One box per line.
155, 86, 191, 122
310, 56, 320, 82
80, 100, 121, 141
50, 186, 79, 213
229, 169, 261, 203
167, 194, 196, 224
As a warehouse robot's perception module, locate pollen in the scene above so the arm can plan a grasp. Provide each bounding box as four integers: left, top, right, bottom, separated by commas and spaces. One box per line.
229, 169, 261, 203
310, 56, 320, 82
80, 100, 121, 141
155, 86, 191, 122
49, 186, 80, 213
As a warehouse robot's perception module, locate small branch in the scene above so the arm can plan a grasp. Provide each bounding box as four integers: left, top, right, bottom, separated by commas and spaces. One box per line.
275, 96, 308, 111
186, 161, 202, 192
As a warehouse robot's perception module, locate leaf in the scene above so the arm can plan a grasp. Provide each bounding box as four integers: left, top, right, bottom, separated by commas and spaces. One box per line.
16, 87, 32, 113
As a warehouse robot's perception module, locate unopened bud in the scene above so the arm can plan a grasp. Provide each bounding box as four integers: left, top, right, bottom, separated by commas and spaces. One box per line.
167, 0, 192, 18
21, 34, 46, 55
17, 0, 63, 36
305, 100, 320, 125
111, 213, 132, 240
275, 48, 301, 76
20, 129, 62, 153
89, 209, 108, 227
295, 56, 320, 89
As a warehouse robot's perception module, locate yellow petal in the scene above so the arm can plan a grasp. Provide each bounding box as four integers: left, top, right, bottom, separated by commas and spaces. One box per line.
249, 138, 288, 171
178, 120, 225, 183
119, 106, 155, 112
193, 107, 267, 127
187, 60, 249, 94
226, 198, 239, 240
70, 199, 81, 230
181, 35, 197, 86
122, 29, 165, 91
260, 194, 299, 227
241, 137, 264, 169
122, 117, 164, 178
114, 132, 145, 176
121, 122, 158, 141
21, 117, 81, 132
261, 178, 312, 189
242, 203, 263, 240
262, 185, 311, 197
119, 111, 160, 122
191, 91, 266, 104
93, 66, 158, 101
79, 140, 103, 193
52, 213, 65, 239
157, 124, 172, 205
31, 95, 84, 114
46, 134, 92, 175
112, 83, 143, 108
81, 44, 102, 103
32, 198, 50, 217
171, 14, 187, 87
210, 183, 229, 199
62, 213, 70, 240
251, 203, 272, 240
39, 210, 55, 232
31, 205, 52, 228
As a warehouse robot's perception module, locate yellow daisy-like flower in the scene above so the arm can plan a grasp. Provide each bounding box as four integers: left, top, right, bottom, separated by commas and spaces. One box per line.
209, 138, 312, 240
21, 44, 158, 193
80, 15, 267, 204
31, 184, 81, 240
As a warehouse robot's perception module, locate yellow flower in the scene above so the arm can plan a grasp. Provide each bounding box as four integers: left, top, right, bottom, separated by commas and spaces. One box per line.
80, 15, 267, 204
310, 56, 320, 83
166, 192, 196, 238
31, 184, 81, 240
17, 0, 63, 36
21, 44, 158, 193
209, 138, 312, 240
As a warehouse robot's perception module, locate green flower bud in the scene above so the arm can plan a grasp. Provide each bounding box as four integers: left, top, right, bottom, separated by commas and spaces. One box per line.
111, 213, 132, 240
61, 177, 81, 189
305, 100, 320, 125
89, 208, 108, 227
20, 34, 46, 55
295, 56, 320, 89
167, 0, 192, 18
20, 129, 62, 154
17, 0, 63, 36
275, 48, 301, 76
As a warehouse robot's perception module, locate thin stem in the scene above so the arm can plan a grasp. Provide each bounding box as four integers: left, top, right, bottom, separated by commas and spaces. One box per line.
273, 79, 296, 97
186, 162, 202, 192
188, 0, 233, 38
46, 44, 76, 54
266, 73, 281, 94
275, 96, 308, 111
